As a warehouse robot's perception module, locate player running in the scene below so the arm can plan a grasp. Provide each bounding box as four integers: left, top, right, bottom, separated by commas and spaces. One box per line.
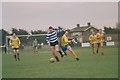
46, 26, 64, 62
32, 39, 39, 54
60, 30, 79, 61
9, 33, 21, 61
89, 31, 97, 54
96, 29, 105, 55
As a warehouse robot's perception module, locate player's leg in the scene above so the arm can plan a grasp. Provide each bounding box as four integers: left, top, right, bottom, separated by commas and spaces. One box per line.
50, 46, 59, 62
100, 42, 104, 55
33, 47, 36, 53
60, 45, 67, 56
96, 43, 100, 53
67, 45, 79, 61
12, 49, 17, 61
63, 51, 67, 56
92, 44, 96, 54
35, 47, 38, 54
55, 45, 64, 58
4, 47, 7, 54
91, 44, 94, 54
16, 49, 20, 61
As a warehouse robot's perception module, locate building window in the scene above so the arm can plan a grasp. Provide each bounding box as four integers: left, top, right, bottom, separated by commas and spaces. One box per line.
107, 36, 112, 41
72, 32, 81, 36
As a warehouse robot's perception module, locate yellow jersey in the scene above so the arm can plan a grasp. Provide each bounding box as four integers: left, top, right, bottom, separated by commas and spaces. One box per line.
60, 34, 70, 46
96, 33, 105, 43
9, 37, 21, 48
88, 34, 96, 44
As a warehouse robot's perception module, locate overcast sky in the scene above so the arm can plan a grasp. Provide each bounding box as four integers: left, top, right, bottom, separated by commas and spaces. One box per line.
2, 2, 118, 32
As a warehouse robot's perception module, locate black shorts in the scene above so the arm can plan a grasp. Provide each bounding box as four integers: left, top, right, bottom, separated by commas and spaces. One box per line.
34, 46, 38, 48
97, 43, 100, 45
12, 48, 19, 51
50, 41, 58, 46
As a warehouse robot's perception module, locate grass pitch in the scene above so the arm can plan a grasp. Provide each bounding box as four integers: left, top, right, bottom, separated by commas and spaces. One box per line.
2, 46, 118, 78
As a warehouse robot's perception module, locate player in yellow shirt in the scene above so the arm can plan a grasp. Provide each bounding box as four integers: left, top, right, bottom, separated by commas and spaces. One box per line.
9, 33, 21, 61
60, 30, 79, 61
96, 29, 105, 55
88, 31, 97, 54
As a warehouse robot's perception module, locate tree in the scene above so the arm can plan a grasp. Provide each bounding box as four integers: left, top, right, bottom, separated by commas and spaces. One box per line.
104, 26, 120, 34
11, 28, 18, 34
1, 29, 9, 45
18, 29, 29, 35
31, 30, 47, 34
11, 28, 29, 35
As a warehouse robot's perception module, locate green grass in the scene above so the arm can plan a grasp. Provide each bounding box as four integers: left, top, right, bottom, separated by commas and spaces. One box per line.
2, 46, 118, 78
0, 51, 2, 79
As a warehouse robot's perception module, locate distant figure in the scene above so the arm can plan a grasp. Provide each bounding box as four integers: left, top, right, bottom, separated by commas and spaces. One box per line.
4, 45, 7, 54
89, 31, 97, 54
2, 45, 7, 54
9, 33, 21, 61
96, 29, 105, 55
32, 39, 39, 54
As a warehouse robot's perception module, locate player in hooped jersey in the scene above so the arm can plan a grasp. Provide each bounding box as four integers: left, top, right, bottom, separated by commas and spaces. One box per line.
46, 26, 64, 62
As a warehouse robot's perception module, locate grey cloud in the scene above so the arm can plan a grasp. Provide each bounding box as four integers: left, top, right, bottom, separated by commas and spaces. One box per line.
2, 2, 118, 31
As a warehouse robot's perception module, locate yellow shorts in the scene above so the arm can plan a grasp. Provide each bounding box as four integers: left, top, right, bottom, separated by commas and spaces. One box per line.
96, 40, 101, 43
100, 40, 104, 43
91, 41, 96, 44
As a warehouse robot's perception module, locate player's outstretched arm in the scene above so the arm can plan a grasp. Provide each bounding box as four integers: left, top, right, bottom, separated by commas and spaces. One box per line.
72, 39, 77, 44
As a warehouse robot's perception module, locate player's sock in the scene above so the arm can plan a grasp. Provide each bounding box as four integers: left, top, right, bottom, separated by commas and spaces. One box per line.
17, 53, 20, 61
93, 52, 95, 54
14, 55, 17, 61
35, 51, 38, 54
101, 47, 104, 55
55, 56, 60, 62
58, 51, 64, 58
64, 51, 67, 56
76, 57, 79, 61
96, 48, 99, 53
34, 50, 36, 54
93, 47, 96, 54
36, 50, 38, 54
92, 48, 95, 54
101, 52, 104, 55
96, 43, 100, 53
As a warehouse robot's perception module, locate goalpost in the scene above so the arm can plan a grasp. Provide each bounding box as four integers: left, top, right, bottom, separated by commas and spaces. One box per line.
5, 34, 47, 51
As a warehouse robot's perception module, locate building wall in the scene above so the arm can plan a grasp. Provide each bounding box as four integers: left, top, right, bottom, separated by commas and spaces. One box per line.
105, 34, 119, 46
69, 27, 99, 43
105, 34, 118, 42
70, 32, 82, 37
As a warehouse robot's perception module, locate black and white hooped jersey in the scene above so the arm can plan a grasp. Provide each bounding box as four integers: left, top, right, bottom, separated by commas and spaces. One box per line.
46, 30, 58, 43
